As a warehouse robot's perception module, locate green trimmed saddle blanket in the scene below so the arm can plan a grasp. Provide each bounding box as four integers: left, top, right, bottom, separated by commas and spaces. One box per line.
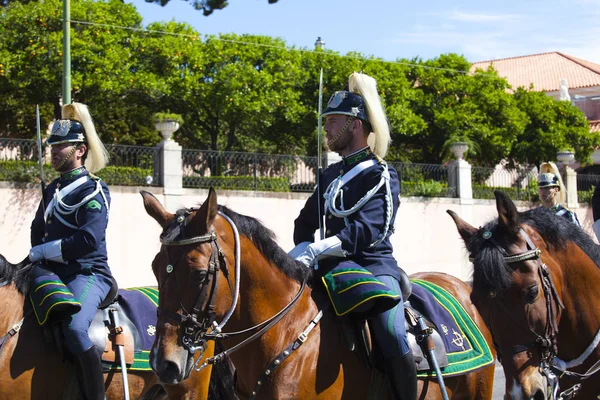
30, 271, 158, 372
321, 266, 494, 377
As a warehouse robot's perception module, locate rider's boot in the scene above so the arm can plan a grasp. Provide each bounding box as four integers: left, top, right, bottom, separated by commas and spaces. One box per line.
74, 346, 106, 400
384, 350, 418, 400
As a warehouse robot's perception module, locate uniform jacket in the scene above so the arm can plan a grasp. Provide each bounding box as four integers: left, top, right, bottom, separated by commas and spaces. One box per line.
552, 204, 581, 227
31, 167, 112, 277
294, 149, 402, 281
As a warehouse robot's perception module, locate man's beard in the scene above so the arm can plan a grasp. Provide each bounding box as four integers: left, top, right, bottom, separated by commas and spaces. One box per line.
326, 117, 354, 153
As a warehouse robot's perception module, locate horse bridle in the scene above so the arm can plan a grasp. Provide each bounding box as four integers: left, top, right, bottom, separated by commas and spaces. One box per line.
157, 209, 311, 375
478, 227, 572, 398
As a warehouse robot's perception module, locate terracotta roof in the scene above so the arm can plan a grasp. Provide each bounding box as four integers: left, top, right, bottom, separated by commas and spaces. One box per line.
470, 52, 600, 92
590, 120, 600, 133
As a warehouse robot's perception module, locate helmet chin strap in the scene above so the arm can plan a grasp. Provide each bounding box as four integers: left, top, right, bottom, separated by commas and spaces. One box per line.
56, 145, 78, 171
327, 116, 355, 146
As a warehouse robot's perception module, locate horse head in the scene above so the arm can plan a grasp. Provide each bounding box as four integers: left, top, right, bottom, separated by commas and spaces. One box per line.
141, 188, 236, 384
448, 190, 574, 399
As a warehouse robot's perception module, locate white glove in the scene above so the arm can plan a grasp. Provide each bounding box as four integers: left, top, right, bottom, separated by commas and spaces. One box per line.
29, 240, 65, 264
293, 236, 347, 268
288, 242, 311, 259
593, 220, 600, 243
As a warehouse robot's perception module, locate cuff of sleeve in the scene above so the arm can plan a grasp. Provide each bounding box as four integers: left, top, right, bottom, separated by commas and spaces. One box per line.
46, 240, 65, 264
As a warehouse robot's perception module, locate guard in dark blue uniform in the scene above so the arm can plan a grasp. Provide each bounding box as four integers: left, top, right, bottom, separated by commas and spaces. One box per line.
538, 162, 581, 228
29, 102, 114, 400
290, 73, 417, 400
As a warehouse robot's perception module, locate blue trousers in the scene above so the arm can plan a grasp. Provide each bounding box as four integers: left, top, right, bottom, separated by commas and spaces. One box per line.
368, 275, 411, 359
60, 269, 112, 355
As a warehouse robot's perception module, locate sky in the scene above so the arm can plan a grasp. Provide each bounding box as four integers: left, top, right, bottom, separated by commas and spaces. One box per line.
128, 0, 600, 65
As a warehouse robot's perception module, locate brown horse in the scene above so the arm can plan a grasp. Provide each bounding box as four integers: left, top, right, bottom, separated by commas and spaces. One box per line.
0, 253, 228, 400
141, 188, 496, 399
448, 190, 600, 399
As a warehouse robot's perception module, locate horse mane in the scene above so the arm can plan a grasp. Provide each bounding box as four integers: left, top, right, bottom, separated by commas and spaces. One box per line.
217, 206, 312, 283
469, 207, 600, 296
0, 254, 32, 295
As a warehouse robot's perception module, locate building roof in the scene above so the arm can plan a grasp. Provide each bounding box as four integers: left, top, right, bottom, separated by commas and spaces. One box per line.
590, 120, 600, 133
471, 52, 600, 92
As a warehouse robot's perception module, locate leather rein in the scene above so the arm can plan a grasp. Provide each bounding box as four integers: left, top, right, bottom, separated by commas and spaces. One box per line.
158, 210, 314, 381
478, 227, 600, 399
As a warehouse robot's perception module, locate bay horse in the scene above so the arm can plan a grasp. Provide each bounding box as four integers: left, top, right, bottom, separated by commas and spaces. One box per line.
448, 190, 600, 399
141, 188, 496, 399
0, 253, 232, 399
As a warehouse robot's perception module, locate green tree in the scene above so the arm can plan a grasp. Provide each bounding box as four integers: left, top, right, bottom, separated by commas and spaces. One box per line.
511, 87, 598, 166
401, 54, 528, 166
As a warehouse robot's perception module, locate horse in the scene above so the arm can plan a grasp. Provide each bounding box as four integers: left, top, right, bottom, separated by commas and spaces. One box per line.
448, 190, 600, 399
0, 253, 232, 400
141, 187, 496, 399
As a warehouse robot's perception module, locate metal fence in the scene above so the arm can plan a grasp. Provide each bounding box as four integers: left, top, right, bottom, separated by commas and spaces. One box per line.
577, 173, 600, 204
390, 162, 456, 198
471, 165, 538, 201
182, 149, 318, 192
0, 138, 159, 186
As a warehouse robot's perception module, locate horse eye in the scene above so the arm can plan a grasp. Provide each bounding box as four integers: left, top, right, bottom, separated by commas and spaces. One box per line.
525, 285, 539, 303
190, 269, 207, 283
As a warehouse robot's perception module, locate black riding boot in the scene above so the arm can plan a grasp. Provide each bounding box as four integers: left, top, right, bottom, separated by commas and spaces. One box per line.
74, 347, 106, 400
384, 350, 418, 400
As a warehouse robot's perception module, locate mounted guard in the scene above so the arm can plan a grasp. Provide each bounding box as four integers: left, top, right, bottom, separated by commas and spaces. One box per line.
538, 161, 580, 227
29, 102, 115, 400
290, 72, 418, 400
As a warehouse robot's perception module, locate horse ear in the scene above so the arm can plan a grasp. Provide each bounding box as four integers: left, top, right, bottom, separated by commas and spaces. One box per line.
447, 210, 478, 243
188, 187, 218, 235
140, 190, 172, 228
494, 190, 520, 235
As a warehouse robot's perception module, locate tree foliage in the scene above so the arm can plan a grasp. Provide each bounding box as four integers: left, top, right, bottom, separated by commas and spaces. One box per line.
0, 0, 596, 169
142, 0, 279, 16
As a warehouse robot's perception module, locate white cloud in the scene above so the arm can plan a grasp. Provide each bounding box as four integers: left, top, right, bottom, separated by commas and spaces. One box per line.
445, 11, 523, 23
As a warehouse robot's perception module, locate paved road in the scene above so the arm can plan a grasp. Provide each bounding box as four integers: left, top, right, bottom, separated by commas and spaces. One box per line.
492, 361, 506, 399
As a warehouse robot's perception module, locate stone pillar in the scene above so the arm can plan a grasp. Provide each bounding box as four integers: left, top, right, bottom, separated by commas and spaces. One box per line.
158, 139, 183, 211
449, 159, 473, 204
564, 166, 578, 208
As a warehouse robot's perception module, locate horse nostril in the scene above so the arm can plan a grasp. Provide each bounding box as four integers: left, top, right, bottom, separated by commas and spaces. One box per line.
157, 360, 183, 384
532, 389, 545, 400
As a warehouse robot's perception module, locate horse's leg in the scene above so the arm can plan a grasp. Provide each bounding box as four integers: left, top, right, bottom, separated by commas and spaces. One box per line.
104, 371, 161, 400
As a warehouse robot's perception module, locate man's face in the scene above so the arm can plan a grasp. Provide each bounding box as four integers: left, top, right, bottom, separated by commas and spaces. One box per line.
324, 114, 354, 153
538, 186, 558, 205
50, 142, 85, 172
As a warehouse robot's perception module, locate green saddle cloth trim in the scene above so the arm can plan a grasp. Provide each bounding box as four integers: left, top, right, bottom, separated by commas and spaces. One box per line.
30, 279, 81, 325
322, 267, 400, 316
411, 279, 494, 378
102, 287, 159, 372
103, 350, 153, 371
122, 286, 159, 306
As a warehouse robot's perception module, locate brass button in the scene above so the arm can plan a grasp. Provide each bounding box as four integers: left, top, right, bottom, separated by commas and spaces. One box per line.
328, 215, 333, 219
44, 233, 48, 237
47, 219, 52, 224
326, 229, 331, 235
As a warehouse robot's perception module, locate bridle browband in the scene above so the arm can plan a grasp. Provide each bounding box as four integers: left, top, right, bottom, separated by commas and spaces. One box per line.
476, 226, 600, 399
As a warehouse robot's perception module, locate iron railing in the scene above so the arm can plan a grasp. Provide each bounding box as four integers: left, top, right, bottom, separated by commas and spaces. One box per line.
577, 173, 600, 204
0, 138, 159, 186
182, 149, 318, 192
390, 162, 456, 198
471, 165, 538, 201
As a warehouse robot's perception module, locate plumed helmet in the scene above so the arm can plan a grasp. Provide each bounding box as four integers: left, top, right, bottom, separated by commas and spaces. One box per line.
47, 102, 109, 173
321, 72, 391, 159
539, 161, 566, 204
47, 119, 87, 146
322, 91, 368, 122
538, 172, 560, 188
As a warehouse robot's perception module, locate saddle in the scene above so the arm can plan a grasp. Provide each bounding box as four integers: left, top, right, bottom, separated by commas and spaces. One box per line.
42, 280, 158, 372
338, 270, 449, 374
